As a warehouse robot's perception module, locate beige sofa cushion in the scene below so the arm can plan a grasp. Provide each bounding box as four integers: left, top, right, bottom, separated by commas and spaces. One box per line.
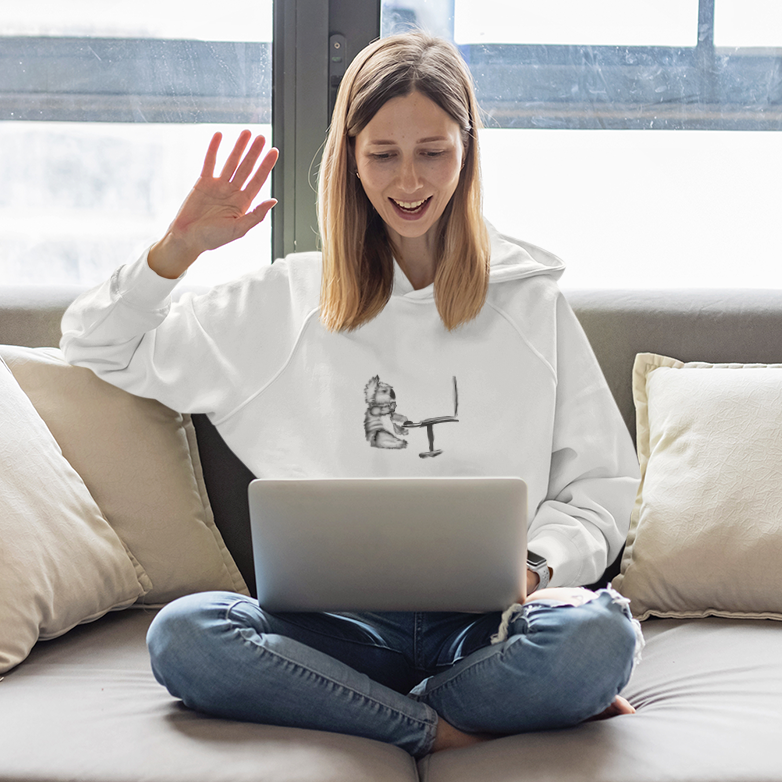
613, 352, 782, 620
1, 345, 248, 606
0, 357, 149, 673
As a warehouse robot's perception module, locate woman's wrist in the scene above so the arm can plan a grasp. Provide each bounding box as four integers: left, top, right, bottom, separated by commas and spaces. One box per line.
148, 232, 201, 280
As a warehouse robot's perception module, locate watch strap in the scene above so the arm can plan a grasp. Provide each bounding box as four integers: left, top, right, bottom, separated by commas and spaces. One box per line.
527, 554, 550, 591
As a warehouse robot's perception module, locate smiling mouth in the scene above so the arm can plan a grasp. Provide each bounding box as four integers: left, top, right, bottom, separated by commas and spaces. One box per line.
390, 196, 432, 214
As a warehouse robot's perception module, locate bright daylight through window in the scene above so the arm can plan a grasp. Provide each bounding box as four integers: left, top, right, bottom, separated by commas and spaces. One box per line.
1, 1, 273, 288
383, 0, 782, 288
2, 1, 780, 289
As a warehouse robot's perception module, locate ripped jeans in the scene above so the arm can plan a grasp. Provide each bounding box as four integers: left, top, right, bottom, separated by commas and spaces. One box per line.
146, 589, 641, 758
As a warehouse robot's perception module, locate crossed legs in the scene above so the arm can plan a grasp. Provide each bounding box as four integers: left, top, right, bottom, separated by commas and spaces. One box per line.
147, 589, 639, 758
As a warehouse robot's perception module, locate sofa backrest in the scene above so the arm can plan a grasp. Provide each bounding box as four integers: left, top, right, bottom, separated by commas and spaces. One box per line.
565, 288, 782, 442
0, 287, 84, 349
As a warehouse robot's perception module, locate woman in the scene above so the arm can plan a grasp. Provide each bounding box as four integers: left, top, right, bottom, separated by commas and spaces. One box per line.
61, 32, 642, 757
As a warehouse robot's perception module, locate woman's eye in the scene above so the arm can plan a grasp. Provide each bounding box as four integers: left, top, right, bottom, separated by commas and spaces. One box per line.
371, 153, 394, 160
423, 151, 445, 158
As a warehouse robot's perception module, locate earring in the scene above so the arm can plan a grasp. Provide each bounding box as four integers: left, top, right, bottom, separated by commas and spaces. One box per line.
356, 171, 361, 180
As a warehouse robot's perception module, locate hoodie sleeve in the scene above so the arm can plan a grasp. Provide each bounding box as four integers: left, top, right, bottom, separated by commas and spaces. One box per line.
60, 249, 261, 416
526, 294, 640, 587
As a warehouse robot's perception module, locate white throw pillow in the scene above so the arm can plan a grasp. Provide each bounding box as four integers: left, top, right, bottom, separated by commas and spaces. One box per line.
613, 352, 782, 620
1, 346, 248, 606
0, 358, 150, 673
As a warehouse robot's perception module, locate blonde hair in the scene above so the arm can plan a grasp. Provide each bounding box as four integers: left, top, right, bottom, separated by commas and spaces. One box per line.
318, 31, 490, 332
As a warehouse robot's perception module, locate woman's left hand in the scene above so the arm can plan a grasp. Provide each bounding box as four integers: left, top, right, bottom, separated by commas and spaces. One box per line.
526, 568, 541, 595
524, 586, 597, 606
525, 565, 553, 597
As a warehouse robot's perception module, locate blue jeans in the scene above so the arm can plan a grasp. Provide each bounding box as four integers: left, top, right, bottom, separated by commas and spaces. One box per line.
147, 589, 639, 758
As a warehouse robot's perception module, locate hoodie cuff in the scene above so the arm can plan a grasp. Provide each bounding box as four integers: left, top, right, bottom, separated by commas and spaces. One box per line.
114, 246, 183, 309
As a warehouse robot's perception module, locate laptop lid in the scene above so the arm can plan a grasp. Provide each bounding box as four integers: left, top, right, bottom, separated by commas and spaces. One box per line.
248, 476, 527, 612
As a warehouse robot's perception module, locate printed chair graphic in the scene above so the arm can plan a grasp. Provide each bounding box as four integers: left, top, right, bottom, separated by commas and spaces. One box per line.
404, 376, 459, 459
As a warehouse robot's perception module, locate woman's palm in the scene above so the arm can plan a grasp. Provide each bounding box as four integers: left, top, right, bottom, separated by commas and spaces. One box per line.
169, 131, 278, 255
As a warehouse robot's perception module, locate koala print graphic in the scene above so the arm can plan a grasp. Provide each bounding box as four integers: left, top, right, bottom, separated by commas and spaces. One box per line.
363, 376, 409, 449
363, 375, 460, 457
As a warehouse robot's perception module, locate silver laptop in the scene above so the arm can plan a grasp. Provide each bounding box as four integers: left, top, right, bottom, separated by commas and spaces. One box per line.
248, 477, 527, 612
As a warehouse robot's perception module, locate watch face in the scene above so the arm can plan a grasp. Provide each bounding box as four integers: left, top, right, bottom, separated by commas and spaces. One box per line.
527, 550, 546, 568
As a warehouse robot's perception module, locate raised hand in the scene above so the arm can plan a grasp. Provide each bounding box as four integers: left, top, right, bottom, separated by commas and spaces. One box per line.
149, 131, 279, 279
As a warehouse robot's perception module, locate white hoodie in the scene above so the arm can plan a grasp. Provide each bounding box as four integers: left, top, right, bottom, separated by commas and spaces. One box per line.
61, 225, 639, 587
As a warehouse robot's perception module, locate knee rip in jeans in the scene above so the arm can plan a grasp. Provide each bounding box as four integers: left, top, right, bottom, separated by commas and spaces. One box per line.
490, 588, 645, 672
607, 591, 645, 670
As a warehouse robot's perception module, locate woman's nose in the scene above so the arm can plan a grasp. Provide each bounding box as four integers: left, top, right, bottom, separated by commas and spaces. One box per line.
398, 158, 422, 193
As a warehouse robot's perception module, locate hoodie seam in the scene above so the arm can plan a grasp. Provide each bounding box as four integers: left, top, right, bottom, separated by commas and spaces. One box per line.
484, 300, 557, 383
62, 267, 171, 345
211, 307, 321, 426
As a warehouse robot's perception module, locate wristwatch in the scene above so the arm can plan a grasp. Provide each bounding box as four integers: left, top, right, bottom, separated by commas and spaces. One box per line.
527, 550, 550, 592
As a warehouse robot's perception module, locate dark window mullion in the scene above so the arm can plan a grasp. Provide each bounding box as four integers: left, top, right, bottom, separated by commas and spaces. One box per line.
697, 0, 717, 106
271, 0, 380, 259
698, 0, 716, 48
271, 0, 329, 260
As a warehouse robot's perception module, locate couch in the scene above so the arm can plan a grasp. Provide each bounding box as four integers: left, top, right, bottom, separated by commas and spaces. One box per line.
2, 284, 781, 782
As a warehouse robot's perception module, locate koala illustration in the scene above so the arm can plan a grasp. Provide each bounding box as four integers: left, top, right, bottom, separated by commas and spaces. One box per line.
364, 376, 409, 449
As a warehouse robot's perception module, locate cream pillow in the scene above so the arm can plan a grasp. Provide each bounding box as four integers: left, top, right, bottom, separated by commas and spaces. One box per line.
0, 346, 248, 606
613, 352, 782, 620
0, 358, 150, 673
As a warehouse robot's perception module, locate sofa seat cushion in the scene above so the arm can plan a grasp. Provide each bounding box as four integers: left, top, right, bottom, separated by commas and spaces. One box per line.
419, 617, 782, 782
0, 610, 418, 782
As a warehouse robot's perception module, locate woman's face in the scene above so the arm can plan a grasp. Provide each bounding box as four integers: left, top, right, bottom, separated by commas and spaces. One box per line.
354, 91, 464, 246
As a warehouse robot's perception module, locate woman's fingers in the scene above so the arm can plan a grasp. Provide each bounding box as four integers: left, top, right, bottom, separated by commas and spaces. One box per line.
219, 129, 252, 180
233, 198, 278, 240
232, 135, 268, 187
205, 131, 277, 201
201, 132, 223, 178
196, 131, 277, 225
525, 587, 596, 606
244, 146, 279, 203
250, 197, 278, 223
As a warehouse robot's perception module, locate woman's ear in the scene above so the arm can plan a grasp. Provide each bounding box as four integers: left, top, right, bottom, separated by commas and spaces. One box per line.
347, 137, 358, 176
460, 135, 469, 170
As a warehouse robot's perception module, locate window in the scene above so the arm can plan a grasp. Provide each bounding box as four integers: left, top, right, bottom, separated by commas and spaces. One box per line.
5, 2, 780, 289
382, 0, 782, 288
1, 1, 272, 287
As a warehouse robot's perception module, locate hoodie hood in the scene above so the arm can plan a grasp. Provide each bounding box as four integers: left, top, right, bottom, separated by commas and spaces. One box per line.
392, 221, 565, 299
486, 222, 566, 283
